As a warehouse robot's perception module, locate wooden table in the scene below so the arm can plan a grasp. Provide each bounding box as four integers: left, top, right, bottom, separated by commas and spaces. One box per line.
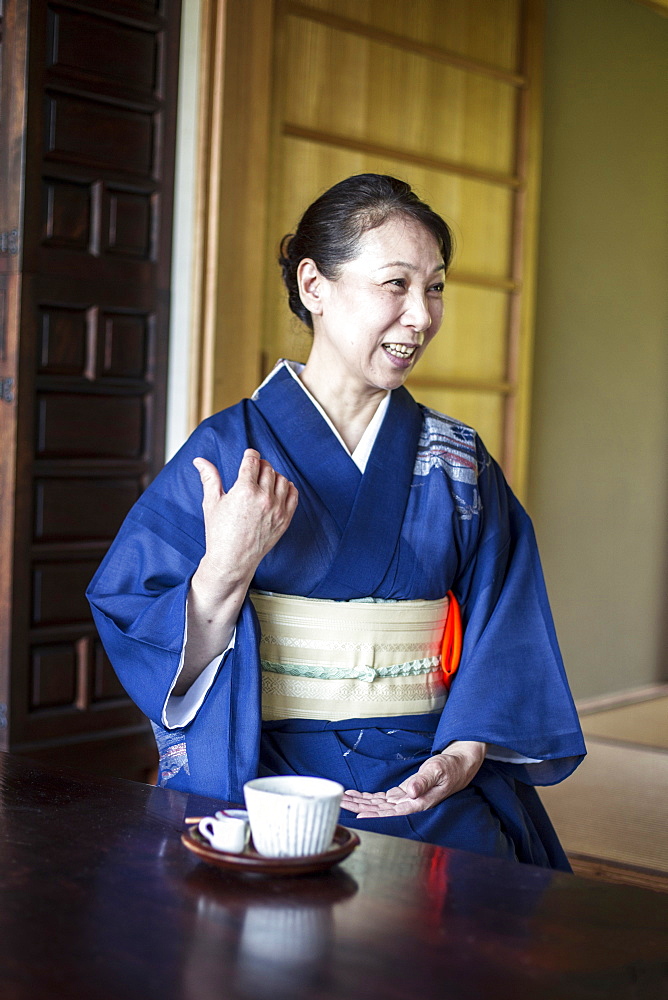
0, 752, 666, 1000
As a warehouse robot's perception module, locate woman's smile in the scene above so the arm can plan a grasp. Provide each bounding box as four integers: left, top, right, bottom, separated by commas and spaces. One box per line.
382, 339, 423, 364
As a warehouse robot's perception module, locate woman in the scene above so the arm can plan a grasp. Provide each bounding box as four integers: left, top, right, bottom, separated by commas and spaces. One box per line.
88, 174, 585, 869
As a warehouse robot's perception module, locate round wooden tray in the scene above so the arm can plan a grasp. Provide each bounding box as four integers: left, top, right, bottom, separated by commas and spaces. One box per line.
181, 824, 360, 876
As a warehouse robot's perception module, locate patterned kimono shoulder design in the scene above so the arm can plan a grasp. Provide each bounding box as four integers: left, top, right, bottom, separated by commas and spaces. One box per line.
414, 407, 484, 520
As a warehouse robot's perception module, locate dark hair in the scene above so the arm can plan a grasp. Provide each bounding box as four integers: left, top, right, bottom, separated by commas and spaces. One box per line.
278, 174, 454, 330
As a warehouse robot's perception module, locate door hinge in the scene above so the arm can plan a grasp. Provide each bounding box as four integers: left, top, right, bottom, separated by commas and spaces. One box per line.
0, 230, 19, 255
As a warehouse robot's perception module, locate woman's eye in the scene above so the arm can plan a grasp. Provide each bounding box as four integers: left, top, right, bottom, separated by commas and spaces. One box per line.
387, 278, 406, 289
429, 283, 445, 294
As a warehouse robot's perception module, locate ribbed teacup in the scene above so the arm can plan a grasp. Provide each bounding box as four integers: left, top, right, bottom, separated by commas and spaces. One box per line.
243, 776, 343, 857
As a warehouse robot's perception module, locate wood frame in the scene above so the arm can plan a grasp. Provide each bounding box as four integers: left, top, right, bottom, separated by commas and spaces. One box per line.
190, 0, 275, 428
0, 0, 30, 745
504, 0, 545, 498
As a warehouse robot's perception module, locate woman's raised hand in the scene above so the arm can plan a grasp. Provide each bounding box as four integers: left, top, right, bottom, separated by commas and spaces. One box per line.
193, 449, 298, 591
176, 450, 298, 694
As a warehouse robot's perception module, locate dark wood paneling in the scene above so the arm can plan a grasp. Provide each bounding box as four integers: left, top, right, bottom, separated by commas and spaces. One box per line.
34, 477, 141, 542
78, 0, 163, 19
38, 303, 90, 374
101, 310, 150, 377
29, 641, 78, 710
45, 93, 157, 176
47, 5, 159, 95
105, 186, 155, 259
32, 559, 100, 626
36, 393, 146, 458
1, 0, 181, 779
42, 176, 94, 250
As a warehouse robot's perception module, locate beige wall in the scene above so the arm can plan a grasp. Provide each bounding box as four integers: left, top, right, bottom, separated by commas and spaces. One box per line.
528, 0, 668, 700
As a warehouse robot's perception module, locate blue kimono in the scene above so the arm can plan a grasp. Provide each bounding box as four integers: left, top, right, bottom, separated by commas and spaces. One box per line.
87, 364, 585, 870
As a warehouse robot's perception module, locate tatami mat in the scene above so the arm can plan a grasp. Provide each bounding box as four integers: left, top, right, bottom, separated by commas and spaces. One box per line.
580, 695, 668, 750
539, 738, 668, 874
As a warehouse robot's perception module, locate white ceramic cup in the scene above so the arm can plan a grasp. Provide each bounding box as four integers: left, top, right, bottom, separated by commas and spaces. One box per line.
198, 812, 250, 854
243, 775, 344, 858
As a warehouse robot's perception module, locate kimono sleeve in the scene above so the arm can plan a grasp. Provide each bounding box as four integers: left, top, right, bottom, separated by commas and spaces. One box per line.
86, 418, 263, 800
433, 439, 586, 786
87, 424, 213, 721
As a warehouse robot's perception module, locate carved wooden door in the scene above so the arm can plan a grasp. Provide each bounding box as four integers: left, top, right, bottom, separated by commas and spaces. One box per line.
0, 0, 181, 779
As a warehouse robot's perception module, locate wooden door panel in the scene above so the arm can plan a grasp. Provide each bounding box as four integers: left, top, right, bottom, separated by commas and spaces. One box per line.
45, 94, 157, 177
0, 0, 180, 779
33, 477, 142, 542
32, 560, 102, 627
99, 311, 152, 377
29, 642, 79, 711
295, 0, 523, 72
281, 13, 518, 174
27, 640, 126, 716
40, 174, 159, 264
35, 394, 146, 459
37, 301, 153, 382
433, 287, 509, 382
271, 136, 516, 276
37, 304, 90, 374
104, 188, 155, 260
42, 176, 94, 251
47, 5, 160, 92
77, 0, 162, 18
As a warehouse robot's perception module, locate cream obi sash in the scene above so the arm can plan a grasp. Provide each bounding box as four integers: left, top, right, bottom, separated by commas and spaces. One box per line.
250, 591, 449, 722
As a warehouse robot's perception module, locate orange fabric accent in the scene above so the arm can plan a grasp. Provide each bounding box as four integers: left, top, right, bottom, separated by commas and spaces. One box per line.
441, 591, 462, 690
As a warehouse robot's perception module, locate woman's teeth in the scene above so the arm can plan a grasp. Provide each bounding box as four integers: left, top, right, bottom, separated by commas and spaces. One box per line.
384, 344, 416, 358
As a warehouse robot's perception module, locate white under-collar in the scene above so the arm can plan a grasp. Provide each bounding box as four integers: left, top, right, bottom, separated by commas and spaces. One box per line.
263, 360, 390, 473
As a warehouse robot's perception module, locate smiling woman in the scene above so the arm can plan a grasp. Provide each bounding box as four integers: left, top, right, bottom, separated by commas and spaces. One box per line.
279, 175, 452, 450
87, 174, 586, 870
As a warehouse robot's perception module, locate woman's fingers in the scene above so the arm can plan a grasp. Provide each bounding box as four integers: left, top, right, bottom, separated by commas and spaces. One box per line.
192, 457, 224, 500
235, 448, 262, 485
195, 450, 295, 505
273, 469, 293, 501
230, 449, 296, 505
257, 458, 299, 512
402, 770, 433, 799
342, 761, 453, 818
241, 453, 298, 519
257, 458, 276, 490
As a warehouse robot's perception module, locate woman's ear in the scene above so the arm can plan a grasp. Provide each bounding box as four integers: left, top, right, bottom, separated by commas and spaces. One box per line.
297, 258, 325, 317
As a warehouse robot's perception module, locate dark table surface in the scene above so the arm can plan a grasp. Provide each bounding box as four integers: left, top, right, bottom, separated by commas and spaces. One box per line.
0, 751, 666, 1000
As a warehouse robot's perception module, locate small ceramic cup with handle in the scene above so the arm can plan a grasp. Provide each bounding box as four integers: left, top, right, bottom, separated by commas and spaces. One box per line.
243, 775, 344, 858
198, 810, 250, 854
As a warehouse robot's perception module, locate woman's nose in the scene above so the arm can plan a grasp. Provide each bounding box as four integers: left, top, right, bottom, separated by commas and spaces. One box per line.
402, 290, 431, 332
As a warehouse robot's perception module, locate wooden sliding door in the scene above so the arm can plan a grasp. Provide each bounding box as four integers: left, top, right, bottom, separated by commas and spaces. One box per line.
0, 0, 181, 778
196, 0, 543, 496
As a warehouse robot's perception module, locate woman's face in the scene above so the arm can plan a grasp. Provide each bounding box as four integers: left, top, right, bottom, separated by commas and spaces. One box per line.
302, 214, 445, 396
